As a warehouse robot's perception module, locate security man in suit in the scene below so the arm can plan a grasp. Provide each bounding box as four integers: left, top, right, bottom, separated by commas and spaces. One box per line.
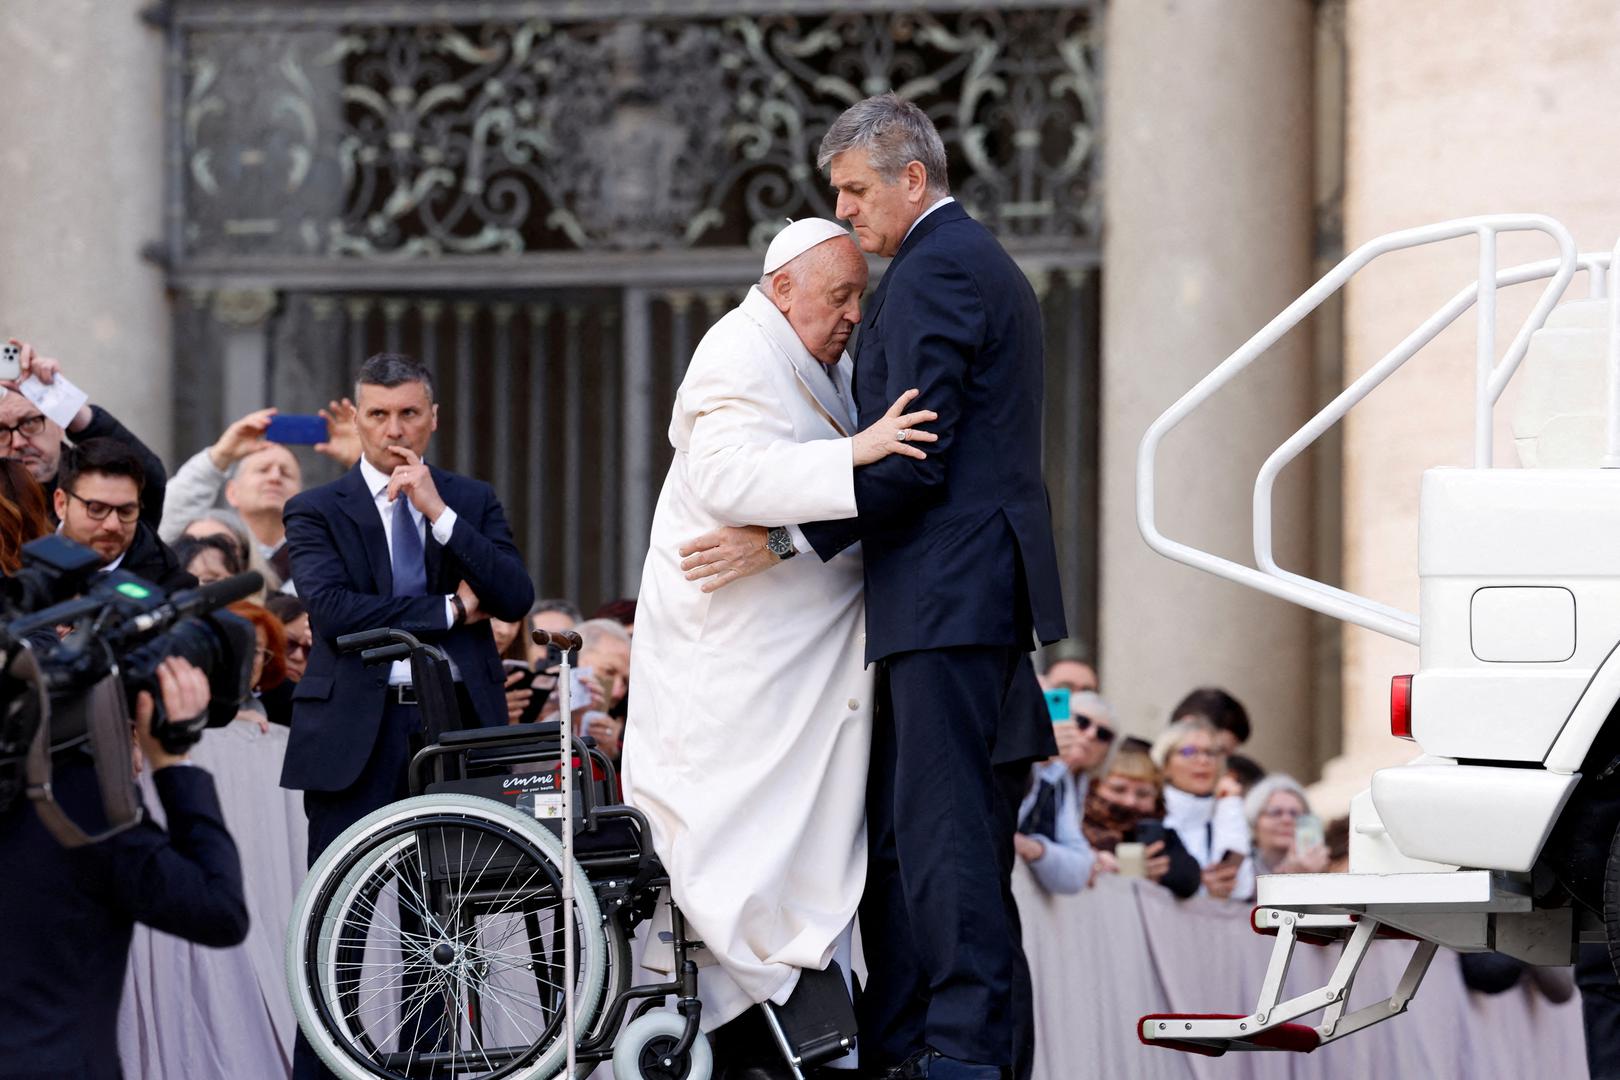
282, 353, 533, 1080
0, 658, 249, 1080
679, 95, 1066, 1080
280, 352, 534, 862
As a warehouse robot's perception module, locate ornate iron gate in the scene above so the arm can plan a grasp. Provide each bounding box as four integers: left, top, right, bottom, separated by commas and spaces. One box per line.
155, 0, 1103, 643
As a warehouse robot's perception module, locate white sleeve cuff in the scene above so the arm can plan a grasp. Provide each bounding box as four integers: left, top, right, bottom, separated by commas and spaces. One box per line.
444, 596, 457, 629
431, 507, 458, 545
784, 524, 809, 555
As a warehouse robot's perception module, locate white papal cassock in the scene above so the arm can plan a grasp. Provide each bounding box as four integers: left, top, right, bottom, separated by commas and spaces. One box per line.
622, 285, 870, 1030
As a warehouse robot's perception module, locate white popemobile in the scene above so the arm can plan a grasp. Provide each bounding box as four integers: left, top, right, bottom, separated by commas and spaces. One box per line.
1137, 214, 1620, 1055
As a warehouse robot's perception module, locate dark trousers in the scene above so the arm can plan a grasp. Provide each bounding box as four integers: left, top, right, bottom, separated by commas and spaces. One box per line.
293, 687, 475, 1080
858, 645, 1040, 1077
1580, 943, 1620, 1080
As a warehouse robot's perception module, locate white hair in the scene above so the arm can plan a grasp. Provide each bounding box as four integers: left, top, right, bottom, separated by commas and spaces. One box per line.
1149, 714, 1217, 770
1244, 774, 1312, 830
575, 617, 630, 653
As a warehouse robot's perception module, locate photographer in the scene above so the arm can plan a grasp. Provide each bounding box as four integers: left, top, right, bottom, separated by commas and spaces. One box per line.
0, 340, 169, 529
0, 657, 249, 1079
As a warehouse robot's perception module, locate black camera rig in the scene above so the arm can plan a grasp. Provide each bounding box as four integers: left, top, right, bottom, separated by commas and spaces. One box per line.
0, 535, 262, 846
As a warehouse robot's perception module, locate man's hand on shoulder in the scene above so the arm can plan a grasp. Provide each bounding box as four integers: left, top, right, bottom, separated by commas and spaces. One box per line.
387, 445, 448, 522
679, 525, 778, 593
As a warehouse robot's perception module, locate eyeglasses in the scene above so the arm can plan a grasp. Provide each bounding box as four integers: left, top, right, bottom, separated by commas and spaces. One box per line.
0, 414, 47, 442
1075, 715, 1115, 744
286, 639, 312, 658
254, 646, 275, 664
1261, 806, 1304, 820
1175, 745, 1223, 762
64, 489, 140, 523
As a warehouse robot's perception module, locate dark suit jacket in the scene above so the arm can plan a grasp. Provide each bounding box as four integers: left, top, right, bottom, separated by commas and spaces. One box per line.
0, 757, 248, 1079
801, 202, 1068, 661
279, 464, 533, 793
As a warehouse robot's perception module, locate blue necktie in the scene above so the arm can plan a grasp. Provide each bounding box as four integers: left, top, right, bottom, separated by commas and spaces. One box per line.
391, 495, 427, 597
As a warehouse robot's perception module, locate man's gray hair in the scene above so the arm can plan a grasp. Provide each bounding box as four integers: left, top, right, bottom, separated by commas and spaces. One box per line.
576, 617, 630, 652
356, 352, 434, 401
817, 93, 950, 195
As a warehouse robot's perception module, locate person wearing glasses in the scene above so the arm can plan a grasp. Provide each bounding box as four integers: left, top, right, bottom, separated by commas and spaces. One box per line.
1244, 774, 1330, 876
53, 438, 195, 592
0, 339, 169, 528
1012, 690, 1118, 894
1150, 715, 1255, 901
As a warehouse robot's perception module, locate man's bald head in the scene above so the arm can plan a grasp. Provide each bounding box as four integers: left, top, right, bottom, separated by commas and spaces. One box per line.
759, 235, 868, 364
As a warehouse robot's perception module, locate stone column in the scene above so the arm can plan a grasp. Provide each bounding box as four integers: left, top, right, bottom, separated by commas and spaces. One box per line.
0, 1, 171, 455
1100, 0, 1318, 777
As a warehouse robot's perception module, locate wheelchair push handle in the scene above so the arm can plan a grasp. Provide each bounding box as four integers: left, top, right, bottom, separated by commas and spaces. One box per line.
361, 643, 412, 665
336, 627, 405, 652
532, 628, 583, 651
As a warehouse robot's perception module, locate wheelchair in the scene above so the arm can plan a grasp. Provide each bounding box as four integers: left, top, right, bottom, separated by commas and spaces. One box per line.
284, 627, 714, 1080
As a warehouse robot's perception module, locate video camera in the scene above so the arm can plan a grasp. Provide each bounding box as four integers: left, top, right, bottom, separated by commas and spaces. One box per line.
0, 535, 261, 846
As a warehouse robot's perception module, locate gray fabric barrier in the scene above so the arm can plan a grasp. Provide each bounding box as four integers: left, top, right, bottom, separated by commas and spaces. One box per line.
112, 724, 1587, 1079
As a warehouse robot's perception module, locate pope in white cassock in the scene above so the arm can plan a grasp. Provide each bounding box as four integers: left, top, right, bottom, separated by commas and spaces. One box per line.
622, 219, 938, 1046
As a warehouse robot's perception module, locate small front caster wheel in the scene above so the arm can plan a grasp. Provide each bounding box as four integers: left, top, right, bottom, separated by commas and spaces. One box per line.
612, 1012, 714, 1080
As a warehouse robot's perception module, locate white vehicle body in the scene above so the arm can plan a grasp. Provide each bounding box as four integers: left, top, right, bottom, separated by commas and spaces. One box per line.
1135, 215, 1620, 1055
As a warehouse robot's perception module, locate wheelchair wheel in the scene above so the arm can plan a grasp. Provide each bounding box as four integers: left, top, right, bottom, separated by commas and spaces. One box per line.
612, 1012, 713, 1080
287, 794, 608, 1079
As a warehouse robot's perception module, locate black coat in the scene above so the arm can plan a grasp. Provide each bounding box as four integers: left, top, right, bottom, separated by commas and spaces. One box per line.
801, 201, 1068, 660
0, 755, 248, 1079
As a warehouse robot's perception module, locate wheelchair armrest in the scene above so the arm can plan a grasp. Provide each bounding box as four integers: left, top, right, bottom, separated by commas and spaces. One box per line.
436, 720, 564, 748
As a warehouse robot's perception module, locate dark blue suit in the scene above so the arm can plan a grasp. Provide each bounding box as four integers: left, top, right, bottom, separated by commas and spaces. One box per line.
280, 464, 532, 843
283, 463, 532, 1080
801, 201, 1066, 1077
0, 756, 248, 1079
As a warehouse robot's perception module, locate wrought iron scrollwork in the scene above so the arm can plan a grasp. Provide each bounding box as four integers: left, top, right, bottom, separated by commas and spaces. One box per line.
172, 3, 1101, 264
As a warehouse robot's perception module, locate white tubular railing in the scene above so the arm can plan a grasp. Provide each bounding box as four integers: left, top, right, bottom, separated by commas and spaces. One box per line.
1138, 214, 1580, 646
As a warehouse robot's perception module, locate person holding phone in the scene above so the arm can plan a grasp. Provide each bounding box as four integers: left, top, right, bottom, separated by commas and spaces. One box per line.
1151, 715, 1255, 901
159, 404, 360, 590
1083, 745, 1204, 899
1012, 690, 1117, 894
1244, 774, 1331, 876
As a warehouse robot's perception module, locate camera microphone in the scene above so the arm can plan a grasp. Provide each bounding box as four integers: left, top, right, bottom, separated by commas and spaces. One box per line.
130, 571, 264, 633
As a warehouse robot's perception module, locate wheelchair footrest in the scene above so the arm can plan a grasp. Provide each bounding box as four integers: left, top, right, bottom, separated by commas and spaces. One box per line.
1138, 1014, 1321, 1056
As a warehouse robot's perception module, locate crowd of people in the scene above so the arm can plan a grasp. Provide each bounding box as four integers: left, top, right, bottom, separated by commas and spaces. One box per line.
0, 337, 1340, 902
1016, 643, 1342, 905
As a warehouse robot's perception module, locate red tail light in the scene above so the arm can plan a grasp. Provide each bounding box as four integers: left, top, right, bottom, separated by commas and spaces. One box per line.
1390, 674, 1414, 740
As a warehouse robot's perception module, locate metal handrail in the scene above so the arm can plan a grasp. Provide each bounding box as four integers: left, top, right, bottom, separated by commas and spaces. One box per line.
1137, 214, 1582, 646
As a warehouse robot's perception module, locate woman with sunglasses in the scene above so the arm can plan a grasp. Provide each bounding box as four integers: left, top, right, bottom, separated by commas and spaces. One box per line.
1012, 691, 1118, 894
1151, 715, 1255, 901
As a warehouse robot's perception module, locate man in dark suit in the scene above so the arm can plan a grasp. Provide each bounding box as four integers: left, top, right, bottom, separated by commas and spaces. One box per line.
0, 658, 249, 1080
679, 95, 1066, 1080
281, 352, 534, 864
283, 353, 532, 1080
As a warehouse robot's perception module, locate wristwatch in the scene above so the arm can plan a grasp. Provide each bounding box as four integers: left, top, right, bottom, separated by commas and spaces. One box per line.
765, 526, 798, 561
449, 592, 468, 626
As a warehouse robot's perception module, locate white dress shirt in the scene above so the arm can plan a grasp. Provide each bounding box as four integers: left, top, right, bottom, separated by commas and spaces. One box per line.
901, 194, 955, 246
357, 455, 460, 685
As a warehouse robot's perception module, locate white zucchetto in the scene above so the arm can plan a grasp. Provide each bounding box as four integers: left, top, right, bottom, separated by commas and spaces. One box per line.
762, 218, 852, 274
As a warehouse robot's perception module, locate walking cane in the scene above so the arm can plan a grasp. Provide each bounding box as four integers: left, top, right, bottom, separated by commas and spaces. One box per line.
539, 629, 585, 1077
